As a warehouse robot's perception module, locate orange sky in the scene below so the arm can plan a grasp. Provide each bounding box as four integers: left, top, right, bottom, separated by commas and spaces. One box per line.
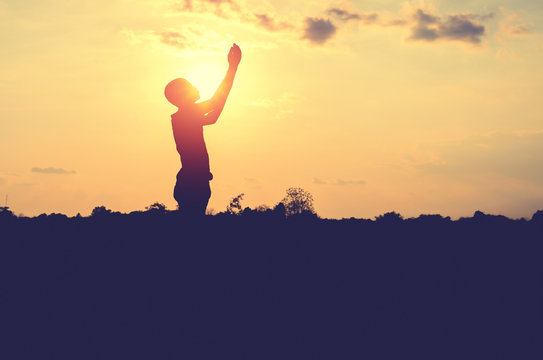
1, 0, 543, 219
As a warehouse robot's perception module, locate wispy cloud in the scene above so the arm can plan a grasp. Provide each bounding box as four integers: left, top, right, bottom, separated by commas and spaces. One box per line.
177, 0, 240, 17
499, 12, 531, 38
175, 0, 294, 33
313, 178, 366, 186
495, 10, 532, 59
252, 13, 294, 32
122, 26, 230, 56
32, 167, 76, 174
327, 7, 378, 24
335, 179, 367, 186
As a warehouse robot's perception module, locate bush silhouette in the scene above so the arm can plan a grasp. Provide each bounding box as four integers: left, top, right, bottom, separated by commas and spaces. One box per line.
375, 211, 403, 223
531, 210, 543, 223
226, 193, 245, 215
91, 206, 112, 217
145, 202, 167, 214
2, 192, 543, 360
280, 187, 315, 217
0, 206, 16, 222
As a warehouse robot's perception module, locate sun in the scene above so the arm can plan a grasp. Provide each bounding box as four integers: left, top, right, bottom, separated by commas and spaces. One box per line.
185, 62, 226, 100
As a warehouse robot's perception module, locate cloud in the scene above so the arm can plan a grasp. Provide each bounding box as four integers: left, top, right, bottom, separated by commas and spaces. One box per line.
321, 6, 491, 45
504, 24, 530, 36
499, 13, 531, 38
31, 167, 76, 174
302, 17, 337, 44
474, 13, 495, 21
178, 0, 239, 17
123, 26, 229, 55
494, 11, 531, 59
335, 179, 367, 186
313, 178, 366, 186
176, 0, 293, 33
413, 9, 440, 25
252, 13, 293, 32
137, 1, 496, 49
154, 27, 226, 51
156, 30, 190, 49
327, 8, 378, 24
409, 10, 486, 44
439, 15, 486, 43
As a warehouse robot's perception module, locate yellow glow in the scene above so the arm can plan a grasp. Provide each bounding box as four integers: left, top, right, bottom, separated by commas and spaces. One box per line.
185, 62, 225, 100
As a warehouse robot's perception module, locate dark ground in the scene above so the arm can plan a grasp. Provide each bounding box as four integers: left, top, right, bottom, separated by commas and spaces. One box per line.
1, 210, 542, 359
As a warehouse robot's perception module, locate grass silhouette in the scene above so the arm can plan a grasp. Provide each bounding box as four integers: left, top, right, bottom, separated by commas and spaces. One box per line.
1, 203, 542, 359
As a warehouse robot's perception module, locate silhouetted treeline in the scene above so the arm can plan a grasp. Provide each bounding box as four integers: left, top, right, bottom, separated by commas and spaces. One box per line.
1, 202, 542, 359
3, 202, 543, 228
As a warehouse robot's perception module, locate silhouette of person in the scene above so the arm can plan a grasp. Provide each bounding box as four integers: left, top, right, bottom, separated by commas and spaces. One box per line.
165, 44, 242, 216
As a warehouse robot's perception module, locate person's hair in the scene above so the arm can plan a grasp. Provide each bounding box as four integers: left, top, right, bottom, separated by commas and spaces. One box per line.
165, 78, 193, 107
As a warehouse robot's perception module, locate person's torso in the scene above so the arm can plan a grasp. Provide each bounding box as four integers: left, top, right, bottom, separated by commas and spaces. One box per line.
171, 109, 210, 176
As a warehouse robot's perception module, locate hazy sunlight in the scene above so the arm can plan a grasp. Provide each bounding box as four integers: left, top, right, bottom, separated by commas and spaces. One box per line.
185, 62, 225, 100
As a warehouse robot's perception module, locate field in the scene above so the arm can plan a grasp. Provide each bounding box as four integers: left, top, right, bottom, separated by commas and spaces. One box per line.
1, 210, 542, 359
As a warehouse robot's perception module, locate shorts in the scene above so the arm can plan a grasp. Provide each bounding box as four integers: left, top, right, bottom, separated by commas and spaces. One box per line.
173, 169, 212, 215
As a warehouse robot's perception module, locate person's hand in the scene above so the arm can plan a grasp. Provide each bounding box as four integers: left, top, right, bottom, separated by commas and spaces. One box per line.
228, 43, 242, 68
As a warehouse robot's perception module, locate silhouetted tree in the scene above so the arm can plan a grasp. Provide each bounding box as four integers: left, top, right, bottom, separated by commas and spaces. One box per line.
256, 204, 270, 213
226, 193, 245, 215
280, 187, 315, 217
145, 202, 167, 214
241, 206, 254, 216
375, 211, 403, 223
272, 202, 286, 218
239, 205, 272, 217
91, 206, 112, 217
0, 206, 15, 222
531, 210, 543, 223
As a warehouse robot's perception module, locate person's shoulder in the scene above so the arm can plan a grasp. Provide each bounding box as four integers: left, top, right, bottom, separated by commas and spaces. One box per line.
171, 109, 184, 122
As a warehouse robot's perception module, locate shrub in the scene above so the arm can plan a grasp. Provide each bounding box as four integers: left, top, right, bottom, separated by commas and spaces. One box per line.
280, 187, 315, 217
145, 202, 167, 214
226, 193, 245, 215
91, 206, 112, 217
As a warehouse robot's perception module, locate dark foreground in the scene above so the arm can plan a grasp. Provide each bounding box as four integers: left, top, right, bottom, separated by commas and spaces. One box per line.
1, 211, 542, 359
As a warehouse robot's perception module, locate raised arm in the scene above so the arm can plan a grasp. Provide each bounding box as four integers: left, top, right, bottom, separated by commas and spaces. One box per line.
200, 44, 242, 125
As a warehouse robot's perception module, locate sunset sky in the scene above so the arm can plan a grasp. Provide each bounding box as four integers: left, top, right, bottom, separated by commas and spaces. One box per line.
1, 0, 543, 219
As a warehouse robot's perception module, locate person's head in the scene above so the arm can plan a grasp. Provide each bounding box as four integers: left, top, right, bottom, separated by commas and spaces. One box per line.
164, 78, 200, 107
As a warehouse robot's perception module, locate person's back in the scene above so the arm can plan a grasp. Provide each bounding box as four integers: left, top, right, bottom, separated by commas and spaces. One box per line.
171, 104, 210, 179
165, 44, 242, 215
